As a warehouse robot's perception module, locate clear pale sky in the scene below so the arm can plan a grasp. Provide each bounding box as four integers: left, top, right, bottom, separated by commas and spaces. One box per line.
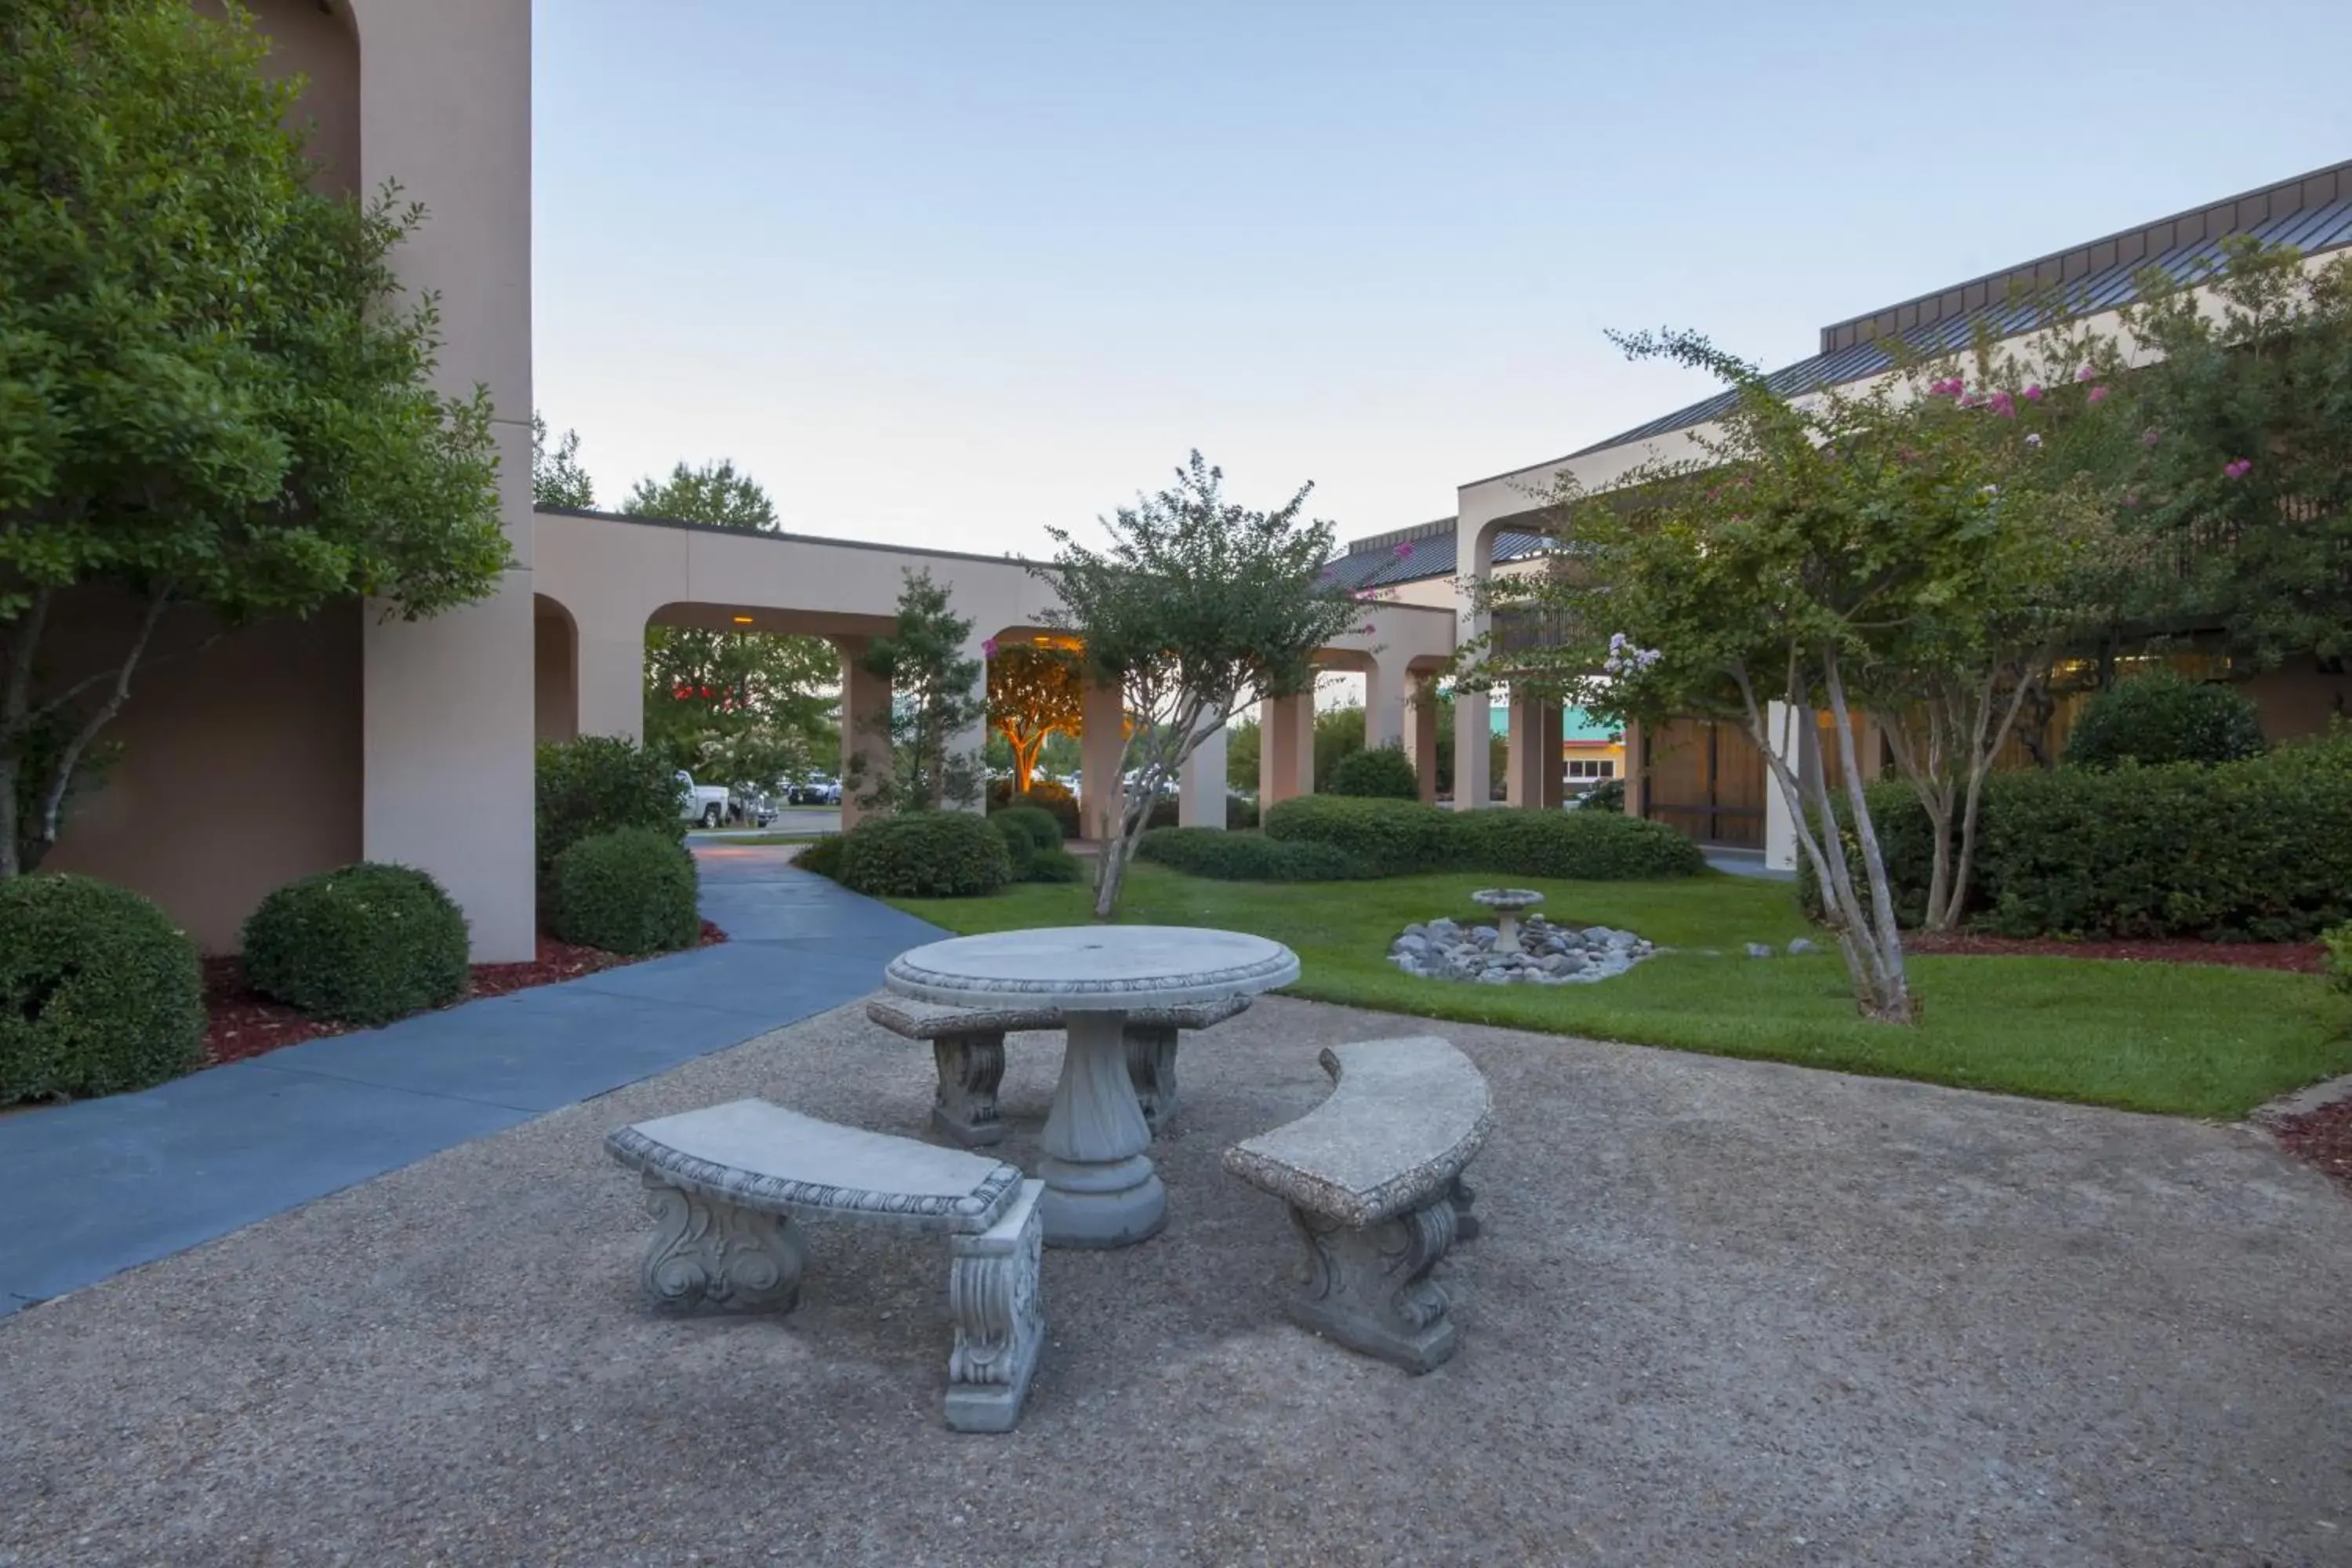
532, 1, 2352, 558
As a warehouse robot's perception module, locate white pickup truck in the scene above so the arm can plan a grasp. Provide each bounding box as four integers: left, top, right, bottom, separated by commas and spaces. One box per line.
676, 771, 731, 829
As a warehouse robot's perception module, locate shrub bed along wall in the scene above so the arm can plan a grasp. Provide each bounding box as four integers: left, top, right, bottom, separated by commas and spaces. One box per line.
0, 874, 205, 1105
550, 827, 702, 956
1135, 827, 1374, 883
840, 810, 1012, 898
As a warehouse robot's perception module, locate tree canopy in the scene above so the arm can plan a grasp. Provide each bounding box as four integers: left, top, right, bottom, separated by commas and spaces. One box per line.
624, 459, 777, 532
986, 641, 1083, 795
0, 0, 507, 874
532, 413, 596, 510
854, 570, 985, 814
1033, 451, 1360, 916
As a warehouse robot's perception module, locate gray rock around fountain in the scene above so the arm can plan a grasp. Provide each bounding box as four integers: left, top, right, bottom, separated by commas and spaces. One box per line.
1389, 913, 1653, 986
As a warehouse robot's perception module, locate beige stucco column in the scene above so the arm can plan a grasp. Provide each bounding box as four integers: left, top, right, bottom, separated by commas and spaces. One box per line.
945, 637, 991, 814
1623, 718, 1649, 818
1450, 526, 1494, 811
1762, 701, 1801, 873
356, 0, 535, 960
1402, 676, 1439, 804
1260, 691, 1316, 807
1504, 691, 1546, 808
837, 639, 890, 830
1178, 709, 1229, 829
1364, 659, 1405, 752
574, 623, 645, 743
1079, 675, 1126, 840
1537, 702, 1566, 809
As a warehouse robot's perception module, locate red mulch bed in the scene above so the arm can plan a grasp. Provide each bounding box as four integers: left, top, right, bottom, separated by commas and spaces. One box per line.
202, 920, 728, 1068
2270, 1098, 2352, 1196
1906, 931, 2325, 973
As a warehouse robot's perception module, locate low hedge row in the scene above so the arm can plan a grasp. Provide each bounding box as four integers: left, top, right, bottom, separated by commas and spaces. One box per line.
244, 862, 470, 1025
1261, 796, 1705, 881
1798, 735, 2352, 941
1135, 827, 1374, 882
1, 874, 205, 1105
840, 811, 1012, 898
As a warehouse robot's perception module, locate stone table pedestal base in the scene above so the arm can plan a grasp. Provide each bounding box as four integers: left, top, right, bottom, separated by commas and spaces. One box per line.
1036, 1011, 1166, 1247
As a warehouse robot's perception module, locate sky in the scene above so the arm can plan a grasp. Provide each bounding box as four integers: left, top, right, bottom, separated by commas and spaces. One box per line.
532, 1, 2352, 561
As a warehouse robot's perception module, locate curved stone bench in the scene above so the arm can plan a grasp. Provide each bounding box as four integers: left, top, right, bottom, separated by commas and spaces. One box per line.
605, 1098, 1044, 1433
866, 993, 1252, 1145
1221, 1037, 1492, 1373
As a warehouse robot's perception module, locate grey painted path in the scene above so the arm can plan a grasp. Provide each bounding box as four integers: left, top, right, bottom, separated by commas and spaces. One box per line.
0, 845, 940, 1318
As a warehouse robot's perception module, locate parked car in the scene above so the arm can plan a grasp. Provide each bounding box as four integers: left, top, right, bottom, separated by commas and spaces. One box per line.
788, 775, 842, 806
728, 789, 779, 827
677, 771, 730, 829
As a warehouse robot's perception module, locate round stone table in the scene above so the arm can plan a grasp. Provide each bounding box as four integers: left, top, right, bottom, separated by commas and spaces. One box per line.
884, 926, 1299, 1248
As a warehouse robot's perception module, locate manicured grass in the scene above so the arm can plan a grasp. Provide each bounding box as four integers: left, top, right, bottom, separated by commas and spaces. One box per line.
890, 865, 2352, 1120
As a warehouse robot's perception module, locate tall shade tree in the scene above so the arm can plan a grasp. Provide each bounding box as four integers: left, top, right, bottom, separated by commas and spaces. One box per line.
1485, 331, 2112, 1020
986, 641, 1084, 793
531, 412, 596, 510
853, 570, 986, 814
0, 0, 507, 877
620, 459, 836, 789
1033, 451, 1362, 917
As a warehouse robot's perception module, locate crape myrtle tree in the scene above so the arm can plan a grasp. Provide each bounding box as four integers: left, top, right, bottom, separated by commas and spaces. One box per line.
0, 0, 508, 877
1483, 328, 2116, 1021
851, 569, 987, 815
986, 640, 1084, 794
1033, 451, 1363, 918
622, 460, 837, 793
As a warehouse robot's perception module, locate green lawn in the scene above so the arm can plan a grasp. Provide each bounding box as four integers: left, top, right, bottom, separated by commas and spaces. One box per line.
890, 866, 2352, 1120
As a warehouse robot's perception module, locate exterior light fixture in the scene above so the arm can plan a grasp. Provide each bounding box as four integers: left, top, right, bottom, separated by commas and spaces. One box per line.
731, 615, 754, 625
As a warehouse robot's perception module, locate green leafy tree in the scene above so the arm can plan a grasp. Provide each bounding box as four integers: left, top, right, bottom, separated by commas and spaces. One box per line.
622, 460, 836, 792
531, 412, 596, 510
0, 0, 507, 877
854, 570, 987, 814
987, 641, 1084, 793
2103, 240, 2352, 666
1486, 330, 2110, 1019
1313, 702, 1365, 786
625, 459, 777, 532
1033, 451, 1361, 917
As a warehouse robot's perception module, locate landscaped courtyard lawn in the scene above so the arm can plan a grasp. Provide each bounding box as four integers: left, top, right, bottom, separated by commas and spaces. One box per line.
891, 866, 2352, 1120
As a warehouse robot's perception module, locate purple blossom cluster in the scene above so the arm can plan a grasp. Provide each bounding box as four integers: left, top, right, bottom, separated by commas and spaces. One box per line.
2224, 458, 2253, 481
1602, 632, 1661, 677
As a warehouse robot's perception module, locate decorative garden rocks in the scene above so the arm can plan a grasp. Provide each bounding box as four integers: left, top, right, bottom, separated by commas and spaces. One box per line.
1388, 914, 1653, 985
605, 1098, 1045, 1433
1222, 1037, 1493, 1374
1468, 887, 1545, 954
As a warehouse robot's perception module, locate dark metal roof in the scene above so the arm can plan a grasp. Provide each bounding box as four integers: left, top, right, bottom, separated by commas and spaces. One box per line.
1544, 158, 2352, 468
1322, 519, 1552, 592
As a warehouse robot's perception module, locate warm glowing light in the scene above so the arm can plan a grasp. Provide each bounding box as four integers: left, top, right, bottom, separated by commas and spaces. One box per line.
731, 615, 754, 625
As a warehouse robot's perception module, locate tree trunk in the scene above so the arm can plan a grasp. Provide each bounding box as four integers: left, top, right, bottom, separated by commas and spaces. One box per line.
1821, 648, 1911, 1022
0, 588, 56, 880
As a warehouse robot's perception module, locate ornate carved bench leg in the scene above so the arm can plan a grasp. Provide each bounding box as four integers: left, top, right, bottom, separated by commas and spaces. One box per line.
944, 1179, 1045, 1433
1123, 1024, 1179, 1134
637, 1173, 808, 1312
1449, 1174, 1481, 1242
932, 1032, 1007, 1147
1283, 1192, 1460, 1373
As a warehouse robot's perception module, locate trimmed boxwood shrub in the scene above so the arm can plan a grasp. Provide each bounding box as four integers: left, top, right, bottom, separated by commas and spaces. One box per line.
1326, 742, 1419, 800
535, 736, 684, 885
840, 811, 1011, 898
244, 863, 470, 1025
551, 827, 701, 956
1136, 827, 1373, 882
0, 874, 205, 1105
1264, 795, 1452, 876
794, 833, 846, 880
1448, 808, 1707, 880
1579, 777, 1626, 814
1798, 735, 2352, 940
989, 779, 1080, 840
2064, 670, 2267, 769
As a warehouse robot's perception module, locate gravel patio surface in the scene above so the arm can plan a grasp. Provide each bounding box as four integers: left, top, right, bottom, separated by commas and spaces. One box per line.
3, 995, 2348, 1567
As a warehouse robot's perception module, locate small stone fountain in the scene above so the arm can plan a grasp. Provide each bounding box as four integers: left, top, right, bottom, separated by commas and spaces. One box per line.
1468, 887, 1545, 954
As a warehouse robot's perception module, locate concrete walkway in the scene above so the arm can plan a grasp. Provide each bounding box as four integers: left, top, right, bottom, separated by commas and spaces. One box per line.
0, 844, 938, 1318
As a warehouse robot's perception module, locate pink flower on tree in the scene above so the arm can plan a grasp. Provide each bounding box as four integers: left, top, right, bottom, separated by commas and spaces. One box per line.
1928, 376, 1964, 398
1987, 390, 2017, 419
1392, 541, 1416, 560
2088, 385, 2109, 405
2223, 458, 2253, 480
982, 637, 998, 658
2024, 384, 2045, 402
2142, 427, 2161, 447
2074, 363, 2099, 383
